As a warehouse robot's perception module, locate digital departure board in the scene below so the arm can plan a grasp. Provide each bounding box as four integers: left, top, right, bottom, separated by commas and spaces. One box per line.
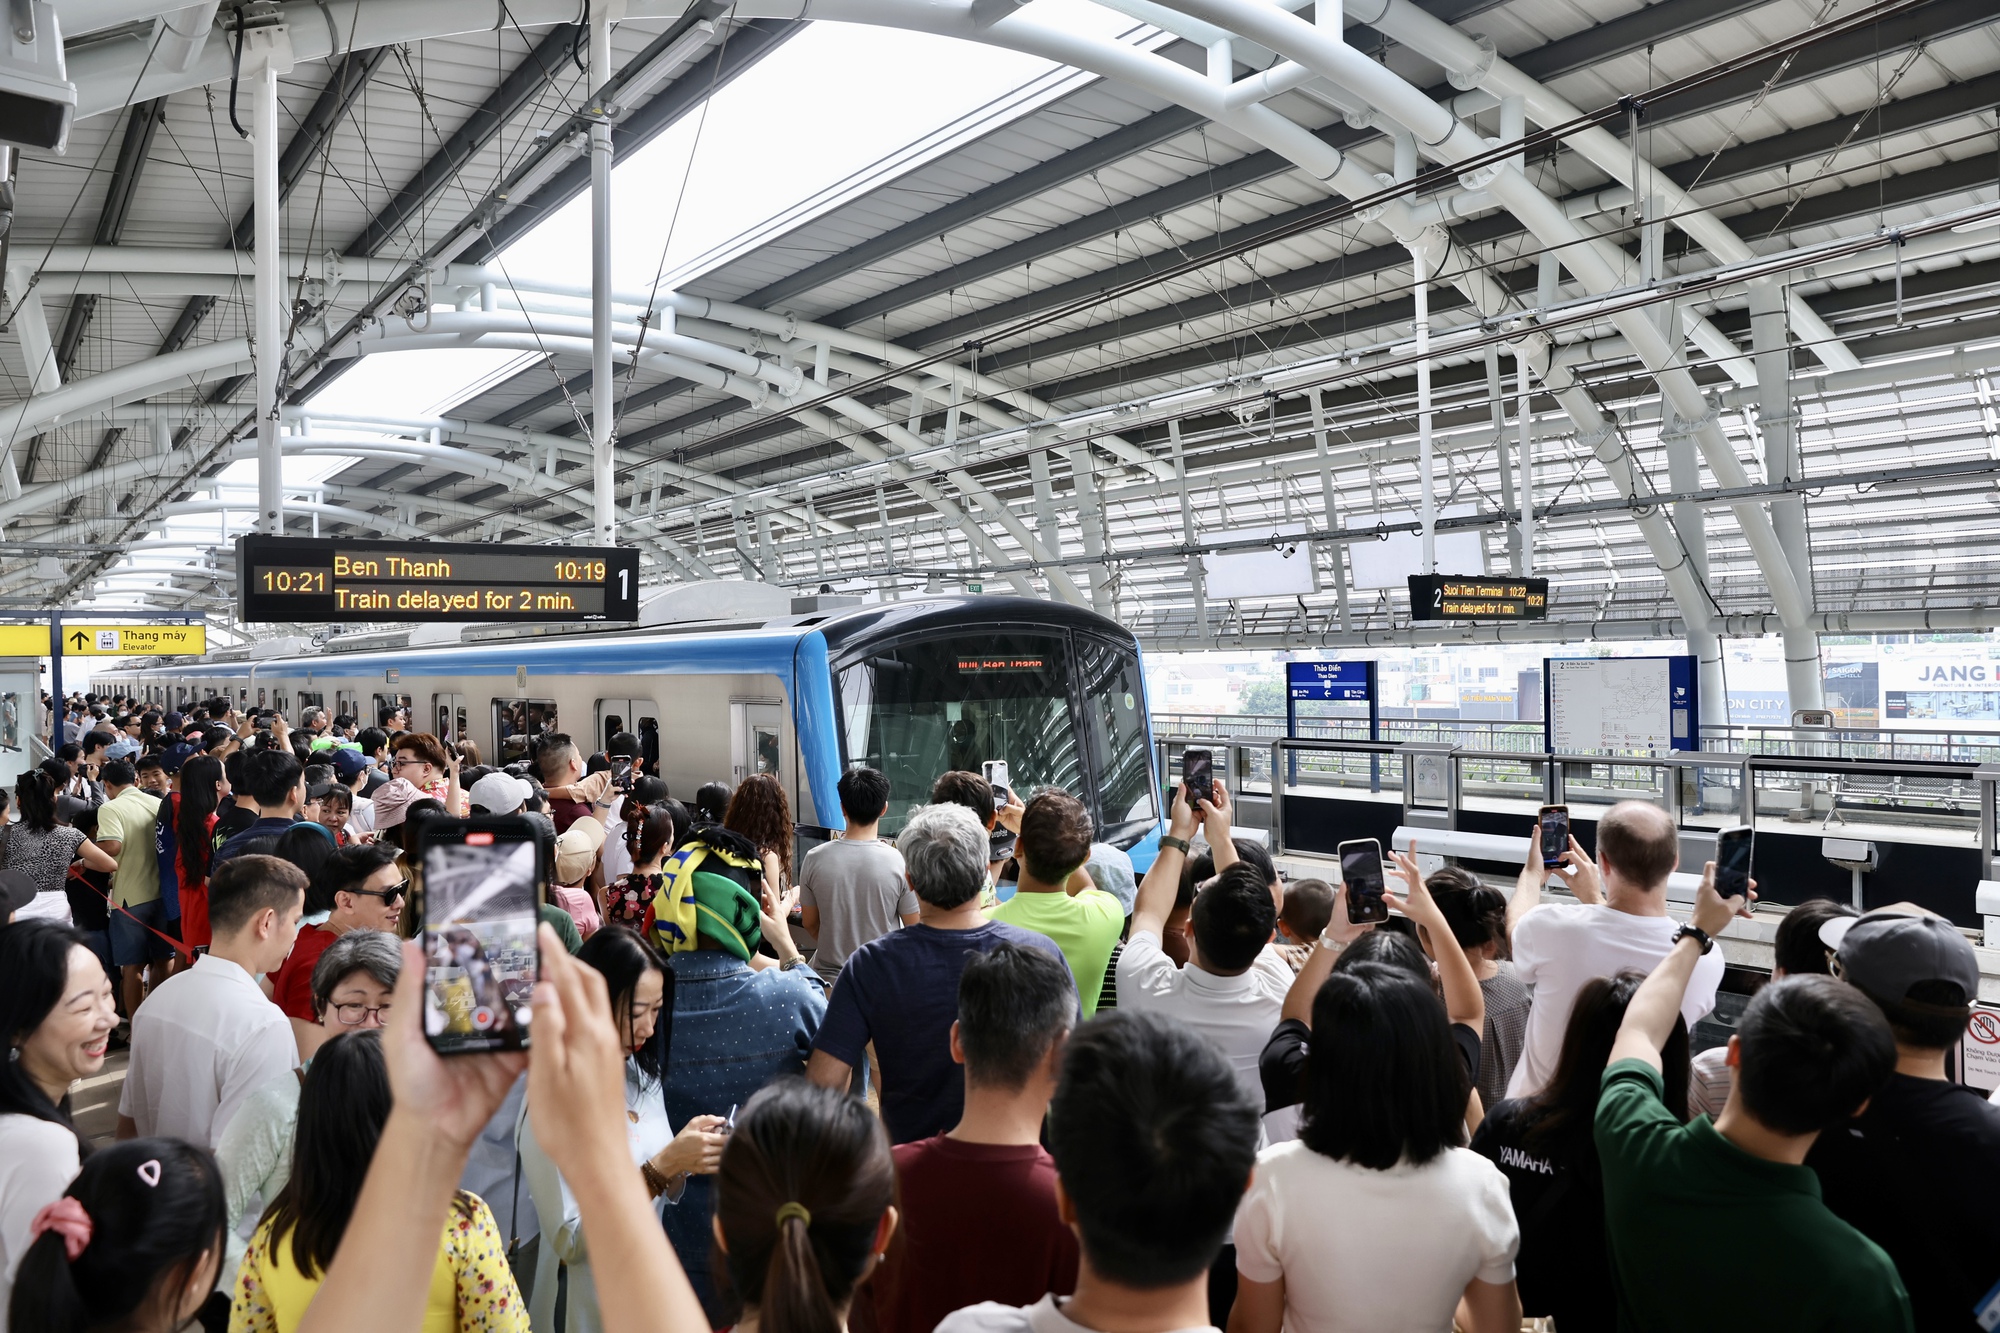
1408, 574, 1549, 622
237, 536, 640, 624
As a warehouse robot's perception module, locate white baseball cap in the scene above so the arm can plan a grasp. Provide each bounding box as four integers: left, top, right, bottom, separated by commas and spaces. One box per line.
468, 771, 532, 816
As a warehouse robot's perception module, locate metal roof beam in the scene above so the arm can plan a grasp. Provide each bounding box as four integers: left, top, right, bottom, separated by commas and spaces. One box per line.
820, 0, 1990, 335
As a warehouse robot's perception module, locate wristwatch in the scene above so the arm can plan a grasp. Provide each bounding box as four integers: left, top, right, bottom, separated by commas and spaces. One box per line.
779, 955, 811, 971
1159, 834, 1191, 854
1671, 923, 1715, 955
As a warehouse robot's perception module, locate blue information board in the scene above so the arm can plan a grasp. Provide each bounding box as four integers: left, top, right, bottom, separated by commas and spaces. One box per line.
1285, 660, 1379, 747
1287, 661, 1374, 702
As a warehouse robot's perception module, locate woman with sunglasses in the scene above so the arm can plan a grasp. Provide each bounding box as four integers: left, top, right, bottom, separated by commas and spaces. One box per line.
215, 929, 401, 1288
268, 846, 408, 1058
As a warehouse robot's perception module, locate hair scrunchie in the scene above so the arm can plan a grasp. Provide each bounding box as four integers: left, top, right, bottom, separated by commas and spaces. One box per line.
30, 1197, 93, 1261
775, 1201, 812, 1229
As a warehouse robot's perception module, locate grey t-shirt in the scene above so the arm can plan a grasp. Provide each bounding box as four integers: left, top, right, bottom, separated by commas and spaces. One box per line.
798, 838, 916, 983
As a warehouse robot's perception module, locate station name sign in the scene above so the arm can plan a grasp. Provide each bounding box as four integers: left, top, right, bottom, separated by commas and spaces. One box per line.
237, 536, 640, 624
1408, 574, 1549, 621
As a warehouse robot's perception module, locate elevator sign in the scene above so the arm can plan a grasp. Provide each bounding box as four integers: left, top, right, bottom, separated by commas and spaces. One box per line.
0, 624, 207, 656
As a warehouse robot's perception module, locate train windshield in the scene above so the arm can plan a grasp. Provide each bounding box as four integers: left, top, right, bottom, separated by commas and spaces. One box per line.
835, 630, 1157, 844
838, 634, 1083, 836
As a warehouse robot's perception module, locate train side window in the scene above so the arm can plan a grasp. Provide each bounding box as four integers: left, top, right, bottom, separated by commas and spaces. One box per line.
494, 698, 558, 766
596, 698, 659, 766
373, 694, 413, 730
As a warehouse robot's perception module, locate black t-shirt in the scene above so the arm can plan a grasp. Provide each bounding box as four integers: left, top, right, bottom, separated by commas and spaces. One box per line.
211, 803, 258, 852
66, 864, 112, 932
1807, 1072, 2000, 1331
1259, 1016, 1480, 1114
1468, 1097, 1614, 1331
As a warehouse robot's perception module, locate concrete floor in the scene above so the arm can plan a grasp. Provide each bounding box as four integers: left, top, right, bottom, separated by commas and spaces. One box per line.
72, 1048, 128, 1147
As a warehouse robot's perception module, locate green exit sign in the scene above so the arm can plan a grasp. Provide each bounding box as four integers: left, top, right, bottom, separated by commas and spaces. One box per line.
964, 582, 984, 594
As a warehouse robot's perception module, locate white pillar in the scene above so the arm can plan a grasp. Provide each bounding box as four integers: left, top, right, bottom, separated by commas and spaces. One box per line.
589, 9, 617, 549
1414, 243, 1434, 572
253, 59, 283, 535
1750, 279, 1823, 712
1515, 350, 1533, 576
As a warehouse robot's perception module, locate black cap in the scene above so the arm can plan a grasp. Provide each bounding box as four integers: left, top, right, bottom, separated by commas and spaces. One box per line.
0, 870, 39, 919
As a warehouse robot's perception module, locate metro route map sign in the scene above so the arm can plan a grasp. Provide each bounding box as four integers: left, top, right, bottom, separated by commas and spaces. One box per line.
237, 536, 640, 623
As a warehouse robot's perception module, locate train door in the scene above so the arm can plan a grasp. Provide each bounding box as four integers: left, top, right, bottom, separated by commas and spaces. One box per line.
730, 700, 784, 784
433, 694, 469, 748
373, 694, 413, 730
596, 698, 660, 770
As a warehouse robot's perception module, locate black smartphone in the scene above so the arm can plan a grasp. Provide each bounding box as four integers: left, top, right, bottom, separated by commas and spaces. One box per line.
415, 815, 546, 1056
1539, 805, 1569, 869
1715, 826, 1753, 901
1338, 838, 1390, 924
611, 755, 634, 792
1181, 749, 1213, 809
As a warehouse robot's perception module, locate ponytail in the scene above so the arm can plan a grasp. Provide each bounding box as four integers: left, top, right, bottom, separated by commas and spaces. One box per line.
764, 1202, 841, 1333
1428, 865, 1508, 956
7, 1140, 224, 1333
622, 801, 676, 871
716, 1082, 895, 1333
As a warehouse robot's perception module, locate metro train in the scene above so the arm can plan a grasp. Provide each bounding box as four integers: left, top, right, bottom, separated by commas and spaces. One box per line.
94, 593, 1164, 867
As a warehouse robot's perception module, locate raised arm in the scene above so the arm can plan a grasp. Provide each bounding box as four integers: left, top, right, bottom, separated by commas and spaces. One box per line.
1608, 866, 1754, 1070
1133, 784, 1199, 940
1386, 841, 1483, 1034
1200, 781, 1237, 872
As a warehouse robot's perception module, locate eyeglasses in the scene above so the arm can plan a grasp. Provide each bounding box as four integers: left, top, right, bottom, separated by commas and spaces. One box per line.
330, 1002, 393, 1026
350, 878, 410, 904
391, 756, 428, 769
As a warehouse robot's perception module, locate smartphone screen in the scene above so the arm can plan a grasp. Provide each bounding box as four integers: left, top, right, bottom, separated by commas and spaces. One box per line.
1715, 826, 1753, 900
1338, 838, 1389, 924
418, 818, 545, 1055
1539, 805, 1569, 869
1181, 749, 1213, 808
981, 760, 1012, 810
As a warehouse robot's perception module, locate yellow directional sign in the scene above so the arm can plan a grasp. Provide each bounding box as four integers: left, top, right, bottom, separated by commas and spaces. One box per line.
0, 624, 206, 657
63, 624, 206, 656
0, 626, 45, 656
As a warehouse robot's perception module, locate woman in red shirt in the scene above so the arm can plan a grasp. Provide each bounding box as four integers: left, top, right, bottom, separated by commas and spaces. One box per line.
163, 754, 224, 949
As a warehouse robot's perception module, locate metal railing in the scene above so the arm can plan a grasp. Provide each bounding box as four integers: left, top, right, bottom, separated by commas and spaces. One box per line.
1151, 712, 2000, 763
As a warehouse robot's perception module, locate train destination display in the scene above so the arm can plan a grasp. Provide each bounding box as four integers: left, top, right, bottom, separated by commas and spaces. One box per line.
237, 536, 640, 623
1408, 574, 1549, 621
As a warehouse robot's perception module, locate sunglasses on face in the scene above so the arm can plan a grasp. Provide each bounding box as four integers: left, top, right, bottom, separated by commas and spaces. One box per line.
351, 878, 410, 905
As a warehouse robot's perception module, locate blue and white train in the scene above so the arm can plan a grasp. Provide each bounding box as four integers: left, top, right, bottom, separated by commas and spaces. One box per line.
95, 592, 1163, 866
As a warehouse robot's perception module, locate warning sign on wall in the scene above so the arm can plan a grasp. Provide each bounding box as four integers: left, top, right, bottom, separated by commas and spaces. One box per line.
1958, 1006, 2000, 1092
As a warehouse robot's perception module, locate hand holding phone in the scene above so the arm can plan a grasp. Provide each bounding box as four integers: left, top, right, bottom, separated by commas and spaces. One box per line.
1538, 805, 1569, 869
981, 760, 1012, 811
416, 816, 546, 1056
1338, 838, 1390, 925
1713, 826, 1753, 902
1181, 749, 1214, 810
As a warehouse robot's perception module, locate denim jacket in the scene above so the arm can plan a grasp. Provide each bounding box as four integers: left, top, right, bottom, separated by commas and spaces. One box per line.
662, 950, 827, 1321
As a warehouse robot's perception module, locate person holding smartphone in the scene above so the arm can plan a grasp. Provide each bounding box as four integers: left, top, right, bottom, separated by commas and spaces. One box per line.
1502, 802, 1726, 1100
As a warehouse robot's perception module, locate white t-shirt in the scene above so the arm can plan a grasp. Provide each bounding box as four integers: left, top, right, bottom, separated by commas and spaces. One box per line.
941, 1293, 1215, 1333
0, 1114, 81, 1319
118, 953, 299, 1147
1234, 1140, 1518, 1333
1116, 931, 1298, 1144
599, 795, 634, 883
1505, 901, 1725, 1100
344, 795, 377, 842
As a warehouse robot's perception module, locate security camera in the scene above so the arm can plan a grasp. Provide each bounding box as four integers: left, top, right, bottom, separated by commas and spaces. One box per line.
0, 3, 74, 153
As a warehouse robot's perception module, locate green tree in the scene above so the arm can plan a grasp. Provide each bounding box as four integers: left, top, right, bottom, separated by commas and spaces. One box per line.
1236, 678, 1286, 716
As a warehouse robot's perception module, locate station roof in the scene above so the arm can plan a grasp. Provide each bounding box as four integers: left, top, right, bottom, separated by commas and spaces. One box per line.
12, 0, 2000, 648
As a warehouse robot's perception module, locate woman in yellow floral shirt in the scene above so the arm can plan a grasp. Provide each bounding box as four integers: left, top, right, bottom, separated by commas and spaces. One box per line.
229, 1031, 526, 1333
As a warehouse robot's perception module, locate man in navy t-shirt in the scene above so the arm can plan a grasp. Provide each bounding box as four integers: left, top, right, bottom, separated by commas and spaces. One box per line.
808, 801, 1071, 1143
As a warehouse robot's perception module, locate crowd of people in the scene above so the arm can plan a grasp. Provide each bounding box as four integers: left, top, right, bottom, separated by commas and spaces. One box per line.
0, 690, 1995, 1333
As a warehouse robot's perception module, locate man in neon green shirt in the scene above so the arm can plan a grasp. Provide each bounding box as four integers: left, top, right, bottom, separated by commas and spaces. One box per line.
991, 791, 1123, 1015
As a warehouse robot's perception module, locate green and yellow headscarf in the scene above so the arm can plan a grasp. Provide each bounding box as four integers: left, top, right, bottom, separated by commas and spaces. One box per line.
649, 825, 766, 961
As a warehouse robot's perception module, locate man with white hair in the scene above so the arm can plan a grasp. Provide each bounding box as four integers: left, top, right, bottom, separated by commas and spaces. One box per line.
808, 800, 1073, 1144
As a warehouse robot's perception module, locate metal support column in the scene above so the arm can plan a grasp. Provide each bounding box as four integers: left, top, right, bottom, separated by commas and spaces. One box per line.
588, 9, 617, 548
1515, 349, 1534, 575
1750, 279, 1823, 713
1486, 346, 1519, 574
252, 52, 283, 534
1414, 244, 1435, 572
1308, 387, 1351, 630
1068, 444, 1111, 613
1169, 419, 1209, 643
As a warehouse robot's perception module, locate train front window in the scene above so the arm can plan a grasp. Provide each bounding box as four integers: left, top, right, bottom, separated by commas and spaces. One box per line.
1076, 636, 1157, 839
838, 635, 1082, 835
